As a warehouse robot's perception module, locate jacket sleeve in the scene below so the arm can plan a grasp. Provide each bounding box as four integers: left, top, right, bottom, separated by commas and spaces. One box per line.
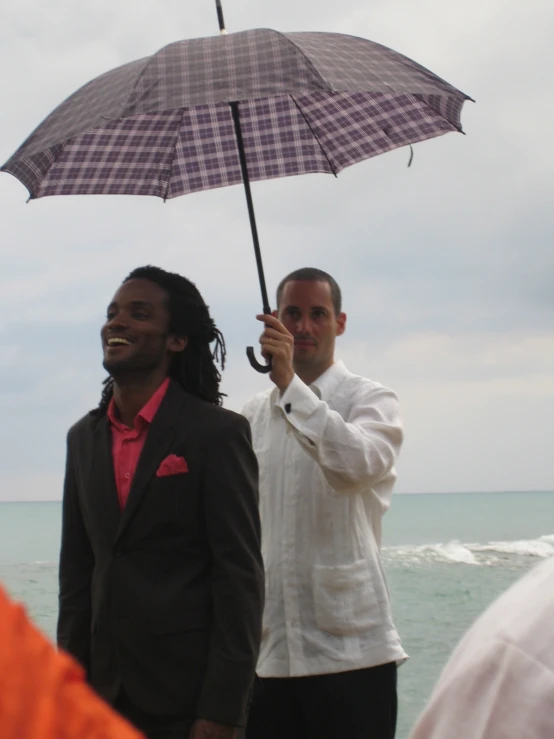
196, 414, 264, 727
57, 431, 94, 675
277, 375, 403, 499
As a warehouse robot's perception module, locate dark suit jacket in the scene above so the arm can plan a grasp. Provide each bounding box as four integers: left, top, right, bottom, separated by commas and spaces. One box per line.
57, 380, 264, 727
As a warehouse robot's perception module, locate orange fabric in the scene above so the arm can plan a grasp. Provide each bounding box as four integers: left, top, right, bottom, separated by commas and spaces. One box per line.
0, 584, 144, 739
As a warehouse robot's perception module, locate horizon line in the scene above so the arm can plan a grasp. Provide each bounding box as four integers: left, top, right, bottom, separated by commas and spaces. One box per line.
1, 489, 554, 503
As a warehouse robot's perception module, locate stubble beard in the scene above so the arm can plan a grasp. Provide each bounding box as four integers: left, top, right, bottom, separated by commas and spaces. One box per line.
102, 350, 165, 382
293, 343, 336, 378
293, 348, 321, 373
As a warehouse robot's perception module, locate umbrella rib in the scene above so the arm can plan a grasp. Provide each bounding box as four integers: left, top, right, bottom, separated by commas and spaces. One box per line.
273, 31, 330, 92
163, 108, 187, 201
30, 141, 69, 201
412, 93, 466, 134
289, 96, 338, 177
119, 56, 156, 117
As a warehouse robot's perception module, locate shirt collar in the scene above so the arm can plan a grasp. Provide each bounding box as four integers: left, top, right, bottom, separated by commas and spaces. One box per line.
270, 359, 348, 406
310, 359, 348, 399
107, 377, 171, 431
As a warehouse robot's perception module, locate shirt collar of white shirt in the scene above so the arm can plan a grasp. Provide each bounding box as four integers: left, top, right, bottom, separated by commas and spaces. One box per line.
270, 358, 349, 405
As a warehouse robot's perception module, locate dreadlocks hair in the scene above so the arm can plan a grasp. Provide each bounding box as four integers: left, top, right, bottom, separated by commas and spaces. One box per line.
276, 267, 342, 315
94, 266, 226, 417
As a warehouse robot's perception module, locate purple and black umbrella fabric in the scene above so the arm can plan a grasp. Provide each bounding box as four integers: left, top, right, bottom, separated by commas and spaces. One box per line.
2, 27, 472, 370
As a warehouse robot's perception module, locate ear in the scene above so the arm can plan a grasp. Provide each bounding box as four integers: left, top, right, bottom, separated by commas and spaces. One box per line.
167, 335, 188, 353
336, 312, 347, 337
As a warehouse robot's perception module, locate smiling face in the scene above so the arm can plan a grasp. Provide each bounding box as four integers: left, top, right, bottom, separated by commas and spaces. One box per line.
277, 280, 346, 378
101, 278, 186, 378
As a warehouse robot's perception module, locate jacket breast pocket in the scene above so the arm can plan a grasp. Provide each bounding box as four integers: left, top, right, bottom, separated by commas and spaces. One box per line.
313, 559, 381, 637
148, 471, 197, 521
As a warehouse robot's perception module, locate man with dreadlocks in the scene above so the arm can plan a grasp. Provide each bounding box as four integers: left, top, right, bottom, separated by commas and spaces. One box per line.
57, 266, 264, 739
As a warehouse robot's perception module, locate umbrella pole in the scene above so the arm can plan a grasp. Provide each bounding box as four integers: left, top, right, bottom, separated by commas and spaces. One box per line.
215, 0, 228, 34
230, 101, 273, 373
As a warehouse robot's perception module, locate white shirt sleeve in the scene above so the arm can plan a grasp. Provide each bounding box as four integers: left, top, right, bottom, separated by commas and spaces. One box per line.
277, 374, 403, 496
240, 396, 256, 423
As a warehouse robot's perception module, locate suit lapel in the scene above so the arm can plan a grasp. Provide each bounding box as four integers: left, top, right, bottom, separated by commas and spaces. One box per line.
114, 381, 186, 543
90, 415, 121, 544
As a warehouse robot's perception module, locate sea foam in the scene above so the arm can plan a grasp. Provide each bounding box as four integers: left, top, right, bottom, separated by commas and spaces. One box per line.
384, 534, 554, 566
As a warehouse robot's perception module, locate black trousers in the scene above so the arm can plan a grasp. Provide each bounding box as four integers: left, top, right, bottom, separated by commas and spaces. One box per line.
246, 663, 397, 739
114, 688, 195, 739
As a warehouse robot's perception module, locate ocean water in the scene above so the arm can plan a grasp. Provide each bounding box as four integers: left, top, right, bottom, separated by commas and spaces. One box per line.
1, 491, 553, 739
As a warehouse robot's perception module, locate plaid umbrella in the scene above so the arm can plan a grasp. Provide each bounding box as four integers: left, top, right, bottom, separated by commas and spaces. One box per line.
1, 15, 472, 371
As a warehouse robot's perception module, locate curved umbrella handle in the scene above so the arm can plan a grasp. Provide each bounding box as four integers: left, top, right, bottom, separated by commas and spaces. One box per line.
246, 346, 272, 373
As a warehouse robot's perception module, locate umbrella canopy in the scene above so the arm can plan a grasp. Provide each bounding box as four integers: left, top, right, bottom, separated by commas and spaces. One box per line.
2, 29, 472, 201
2, 27, 472, 370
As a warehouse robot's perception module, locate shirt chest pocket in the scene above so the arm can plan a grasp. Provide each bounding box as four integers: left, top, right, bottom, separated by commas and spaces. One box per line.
313, 559, 383, 636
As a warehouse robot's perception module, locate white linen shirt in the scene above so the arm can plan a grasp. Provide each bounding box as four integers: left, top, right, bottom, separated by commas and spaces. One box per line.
242, 360, 407, 678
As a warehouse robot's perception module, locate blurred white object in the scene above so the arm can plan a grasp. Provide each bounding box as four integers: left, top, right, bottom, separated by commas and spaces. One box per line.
410, 555, 554, 739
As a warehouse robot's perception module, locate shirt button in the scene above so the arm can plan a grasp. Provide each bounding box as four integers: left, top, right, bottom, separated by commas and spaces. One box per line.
124, 473, 131, 479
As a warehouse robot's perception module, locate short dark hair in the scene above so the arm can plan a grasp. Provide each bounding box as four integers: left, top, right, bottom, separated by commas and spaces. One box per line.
94, 266, 226, 416
276, 268, 342, 314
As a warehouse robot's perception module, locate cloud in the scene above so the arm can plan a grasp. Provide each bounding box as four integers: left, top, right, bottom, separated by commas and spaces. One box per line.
341, 331, 554, 493
0, 345, 20, 367
0, 0, 553, 499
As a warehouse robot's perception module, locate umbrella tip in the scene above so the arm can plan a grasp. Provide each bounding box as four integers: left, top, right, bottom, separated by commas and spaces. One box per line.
219, 29, 228, 35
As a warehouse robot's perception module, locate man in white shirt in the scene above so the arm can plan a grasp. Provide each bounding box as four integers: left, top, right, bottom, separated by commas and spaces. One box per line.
243, 268, 407, 739
410, 555, 554, 739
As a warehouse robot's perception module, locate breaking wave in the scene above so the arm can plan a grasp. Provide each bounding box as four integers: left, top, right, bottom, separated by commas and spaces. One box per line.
4, 541, 554, 571
383, 534, 554, 566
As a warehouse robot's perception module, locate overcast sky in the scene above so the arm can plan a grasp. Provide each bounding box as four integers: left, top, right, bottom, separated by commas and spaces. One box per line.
0, 0, 553, 500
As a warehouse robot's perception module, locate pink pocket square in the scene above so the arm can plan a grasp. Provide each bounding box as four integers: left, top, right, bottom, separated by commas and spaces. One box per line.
156, 454, 189, 477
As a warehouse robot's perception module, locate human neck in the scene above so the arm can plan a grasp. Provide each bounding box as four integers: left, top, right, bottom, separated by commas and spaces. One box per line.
294, 358, 334, 388
112, 370, 168, 428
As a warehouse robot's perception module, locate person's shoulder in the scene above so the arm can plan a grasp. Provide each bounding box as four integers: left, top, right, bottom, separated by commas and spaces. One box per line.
182, 392, 250, 431
67, 411, 99, 441
339, 364, 397, 399
490, 555, 554, 642
241, 388, 273, 419
334, 366, 401, 423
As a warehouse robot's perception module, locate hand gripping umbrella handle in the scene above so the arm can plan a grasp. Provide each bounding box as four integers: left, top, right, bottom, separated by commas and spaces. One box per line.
246, 306, 272, 374
246, 346, 272, 373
